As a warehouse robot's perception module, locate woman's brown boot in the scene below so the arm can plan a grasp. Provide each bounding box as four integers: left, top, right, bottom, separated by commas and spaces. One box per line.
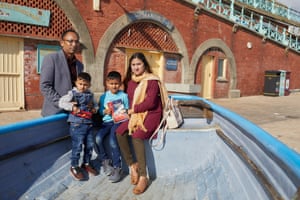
130, 163, 139, 185
133, 176, 148, 195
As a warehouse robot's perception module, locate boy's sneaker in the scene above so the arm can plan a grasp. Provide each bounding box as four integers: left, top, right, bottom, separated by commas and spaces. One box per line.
82, 163, 99, 176
102, 159, 114, 176
70, 166, 84, 181
108, 167, 122, 183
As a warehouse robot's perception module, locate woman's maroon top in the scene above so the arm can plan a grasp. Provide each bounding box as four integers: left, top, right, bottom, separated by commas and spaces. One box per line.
116, 79, 163, 139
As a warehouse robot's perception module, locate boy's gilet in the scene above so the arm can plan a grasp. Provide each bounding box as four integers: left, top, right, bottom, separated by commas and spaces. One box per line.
69, 89, 93, 121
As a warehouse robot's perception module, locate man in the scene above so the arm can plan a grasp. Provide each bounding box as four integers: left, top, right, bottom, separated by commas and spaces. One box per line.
40, 29, 84, 116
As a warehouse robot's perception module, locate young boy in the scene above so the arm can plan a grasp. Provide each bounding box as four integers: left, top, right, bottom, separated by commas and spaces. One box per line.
95, 71, 129, 183
59, 72, 99, 181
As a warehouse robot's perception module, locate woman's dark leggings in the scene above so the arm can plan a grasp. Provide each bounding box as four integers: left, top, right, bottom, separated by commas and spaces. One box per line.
116, 132, 147, 177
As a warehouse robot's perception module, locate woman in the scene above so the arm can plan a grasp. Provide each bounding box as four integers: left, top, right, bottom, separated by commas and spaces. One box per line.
116, 52, 168, 194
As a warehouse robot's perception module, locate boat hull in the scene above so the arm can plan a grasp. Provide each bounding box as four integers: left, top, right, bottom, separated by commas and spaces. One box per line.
0, 95, 299, 200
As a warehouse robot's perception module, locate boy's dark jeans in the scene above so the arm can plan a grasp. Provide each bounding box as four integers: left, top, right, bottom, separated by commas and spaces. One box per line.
70, 123, 94, 167
95, 121, 121, 168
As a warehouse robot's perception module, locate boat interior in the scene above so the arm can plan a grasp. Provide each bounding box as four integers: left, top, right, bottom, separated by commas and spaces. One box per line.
0, 95, 299, 200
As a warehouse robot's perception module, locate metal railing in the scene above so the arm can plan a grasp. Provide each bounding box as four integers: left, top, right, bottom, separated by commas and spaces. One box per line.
236, 0, 300, 23
192, 0, 300, 53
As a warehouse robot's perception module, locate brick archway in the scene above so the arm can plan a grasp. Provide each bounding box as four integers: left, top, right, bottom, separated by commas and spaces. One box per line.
190, 39, 238, 92
93, 10, 190, 93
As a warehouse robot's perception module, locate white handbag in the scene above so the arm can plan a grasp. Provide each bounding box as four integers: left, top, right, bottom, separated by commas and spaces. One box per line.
165, 98, 183, 129
149, 98, 183, 149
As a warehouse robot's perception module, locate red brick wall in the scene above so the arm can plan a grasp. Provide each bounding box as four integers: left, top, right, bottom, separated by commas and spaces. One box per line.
24, 39, 60, 110
193, 12, 299, 97
75, 0, 300, 97
24, 41, 41, 110
163, 54, 182, 83
105, 48, 127, 86
3, 0, 300, 110
229, 28, 298, 96
74, 0, 194, 57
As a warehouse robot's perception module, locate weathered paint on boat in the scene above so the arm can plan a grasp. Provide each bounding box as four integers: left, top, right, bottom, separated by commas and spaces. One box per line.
0, 95, 299, 200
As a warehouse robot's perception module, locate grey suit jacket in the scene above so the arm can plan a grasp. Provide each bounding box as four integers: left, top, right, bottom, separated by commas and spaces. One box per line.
40, 50, 84, 116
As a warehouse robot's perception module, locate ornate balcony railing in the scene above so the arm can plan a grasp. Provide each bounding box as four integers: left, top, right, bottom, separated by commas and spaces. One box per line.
192, 0, 300, 53
236, 0, 300, 23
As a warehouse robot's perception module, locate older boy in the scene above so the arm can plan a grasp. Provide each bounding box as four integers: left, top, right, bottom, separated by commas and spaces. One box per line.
95, 71, 129, 183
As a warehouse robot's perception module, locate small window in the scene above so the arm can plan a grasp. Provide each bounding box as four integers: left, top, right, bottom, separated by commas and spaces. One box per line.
37, 44, 61, 74
217, 58, 227, 81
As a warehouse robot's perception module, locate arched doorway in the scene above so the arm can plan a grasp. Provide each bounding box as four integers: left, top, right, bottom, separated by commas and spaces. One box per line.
104, 21, 179, 85
191, 39, 238, 99
94, 11, 191, 94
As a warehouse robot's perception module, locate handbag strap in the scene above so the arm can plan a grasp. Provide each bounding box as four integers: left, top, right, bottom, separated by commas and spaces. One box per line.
149, 98, 172, 150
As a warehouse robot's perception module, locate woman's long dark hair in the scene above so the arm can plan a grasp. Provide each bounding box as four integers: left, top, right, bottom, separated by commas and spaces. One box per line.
123, 52, 152, 91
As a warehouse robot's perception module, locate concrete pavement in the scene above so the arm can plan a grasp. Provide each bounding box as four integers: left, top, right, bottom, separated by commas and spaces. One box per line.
0, 109, 41, 126
0, 93, 299, 154
212, 92, 300, 154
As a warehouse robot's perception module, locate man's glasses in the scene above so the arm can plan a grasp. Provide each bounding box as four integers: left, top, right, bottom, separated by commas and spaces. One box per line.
64, 39, 80, 44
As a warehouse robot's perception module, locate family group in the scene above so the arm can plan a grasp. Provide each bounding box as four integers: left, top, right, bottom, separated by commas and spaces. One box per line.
39, 29, 169, 195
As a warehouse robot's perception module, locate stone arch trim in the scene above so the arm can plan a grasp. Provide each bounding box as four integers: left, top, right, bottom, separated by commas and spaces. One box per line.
190, 39, 237, 90
94, 10, 190, 92
54, 0, 94, 69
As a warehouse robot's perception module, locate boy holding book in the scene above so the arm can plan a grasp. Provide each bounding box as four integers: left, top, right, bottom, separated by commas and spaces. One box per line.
59, 72, 99, 181
95, 71, 129, 182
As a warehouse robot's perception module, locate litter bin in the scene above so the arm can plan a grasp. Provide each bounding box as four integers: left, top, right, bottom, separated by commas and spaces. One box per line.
264, 70, 290, 96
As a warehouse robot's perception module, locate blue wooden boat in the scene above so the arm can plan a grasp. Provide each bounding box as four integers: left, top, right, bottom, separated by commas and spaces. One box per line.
0, 95, 299, 200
